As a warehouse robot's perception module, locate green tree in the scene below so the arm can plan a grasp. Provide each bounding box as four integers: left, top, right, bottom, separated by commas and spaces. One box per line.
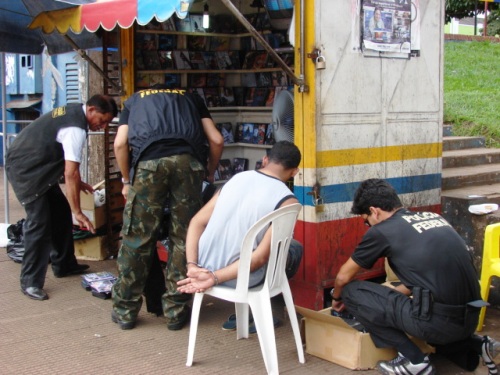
485, 9, 500, 36
446, 0, 478, 23
445, 0, 499, 23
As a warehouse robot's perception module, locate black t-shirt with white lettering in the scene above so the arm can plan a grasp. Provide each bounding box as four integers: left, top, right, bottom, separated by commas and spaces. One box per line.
119, 90, 212, 162
351, 208, 480, 305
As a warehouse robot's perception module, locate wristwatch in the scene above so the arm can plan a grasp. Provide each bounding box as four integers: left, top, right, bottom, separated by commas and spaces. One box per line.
330, 288, 342, 302
121, 177, 130, 185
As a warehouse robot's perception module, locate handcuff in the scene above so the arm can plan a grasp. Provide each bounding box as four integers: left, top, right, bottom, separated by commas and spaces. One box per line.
330, 288, 342, 302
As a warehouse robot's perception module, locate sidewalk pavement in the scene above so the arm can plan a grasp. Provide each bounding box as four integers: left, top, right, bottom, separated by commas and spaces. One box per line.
0, 168, 499, 374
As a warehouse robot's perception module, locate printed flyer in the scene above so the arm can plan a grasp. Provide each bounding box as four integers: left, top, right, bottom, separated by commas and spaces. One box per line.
362, 0, 413, 54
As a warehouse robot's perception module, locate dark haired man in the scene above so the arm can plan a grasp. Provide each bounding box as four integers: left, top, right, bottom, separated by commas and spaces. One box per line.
177, 140, 302, 293
111, 87, 223, 331
6, 95, 118, 301
331, 178, 499, 375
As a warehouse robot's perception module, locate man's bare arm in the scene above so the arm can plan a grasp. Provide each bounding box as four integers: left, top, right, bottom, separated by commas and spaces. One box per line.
201, 118, 223, 182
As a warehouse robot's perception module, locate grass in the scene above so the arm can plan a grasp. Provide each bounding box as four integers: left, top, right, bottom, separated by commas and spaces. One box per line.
444, 40, 500, 147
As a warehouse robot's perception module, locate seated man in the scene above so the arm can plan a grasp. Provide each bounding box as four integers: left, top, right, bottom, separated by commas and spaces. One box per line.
177, 140, 302, 296
331, 178, 499, 375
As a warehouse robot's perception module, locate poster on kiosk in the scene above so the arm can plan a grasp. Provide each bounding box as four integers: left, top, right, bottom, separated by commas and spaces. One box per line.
361, 0, 417, 56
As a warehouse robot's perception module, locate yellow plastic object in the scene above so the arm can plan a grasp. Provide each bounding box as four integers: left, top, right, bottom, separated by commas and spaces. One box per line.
477, 223, 500, 332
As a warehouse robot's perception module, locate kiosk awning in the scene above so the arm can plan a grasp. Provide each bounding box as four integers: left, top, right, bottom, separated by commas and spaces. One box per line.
29, 0, 195, 34
0, 0, 101, 55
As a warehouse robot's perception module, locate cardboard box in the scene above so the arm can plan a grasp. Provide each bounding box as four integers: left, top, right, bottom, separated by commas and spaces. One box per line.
295, 306, 435, 370
77, 205, 106, 228
72, 180, 106, 229
74, 235, 107, 261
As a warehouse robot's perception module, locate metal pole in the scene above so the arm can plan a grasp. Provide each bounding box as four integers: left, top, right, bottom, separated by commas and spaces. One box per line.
483, 1, 488, 37
299, 0, 306, 92
219, 0, 304, 89
1, 52, 10, 223
474, 0, 479, 35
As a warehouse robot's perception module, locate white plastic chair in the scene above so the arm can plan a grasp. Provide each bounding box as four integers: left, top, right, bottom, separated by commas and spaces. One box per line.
186, 203, 305, 375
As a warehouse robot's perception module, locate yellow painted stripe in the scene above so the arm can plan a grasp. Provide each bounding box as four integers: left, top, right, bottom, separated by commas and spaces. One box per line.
313, 143, 442, 169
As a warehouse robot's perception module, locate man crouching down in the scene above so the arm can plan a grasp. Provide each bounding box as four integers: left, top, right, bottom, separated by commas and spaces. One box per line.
331, 178, 499, 375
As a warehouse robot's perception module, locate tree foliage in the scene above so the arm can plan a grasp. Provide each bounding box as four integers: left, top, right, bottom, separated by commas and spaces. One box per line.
485, 9, 500, 36
446, 0, 480, 23
445, 0, 499, 23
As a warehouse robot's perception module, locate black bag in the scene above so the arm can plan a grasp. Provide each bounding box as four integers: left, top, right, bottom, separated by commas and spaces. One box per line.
6, 241, 24, 263
7, 219, 25, 243
6, 219, 25, 263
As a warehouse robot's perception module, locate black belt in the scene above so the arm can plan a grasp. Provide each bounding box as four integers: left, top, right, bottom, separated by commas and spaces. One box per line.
412, 287, 488, 321
432, 300, 488, 319
433, 302, 467, 319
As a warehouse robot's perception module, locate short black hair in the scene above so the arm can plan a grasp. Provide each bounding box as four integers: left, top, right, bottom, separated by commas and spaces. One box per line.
87, 95, 118, 118
268, 140, 301, 169
351, 178, 402, 215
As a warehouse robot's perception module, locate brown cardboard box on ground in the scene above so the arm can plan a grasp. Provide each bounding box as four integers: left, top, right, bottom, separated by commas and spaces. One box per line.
72, 180, 106, 229
74, 235, 107, 261
295, 306, 435, 370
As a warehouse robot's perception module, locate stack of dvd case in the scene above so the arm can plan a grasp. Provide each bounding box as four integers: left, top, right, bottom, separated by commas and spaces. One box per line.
81, 272, 117, 299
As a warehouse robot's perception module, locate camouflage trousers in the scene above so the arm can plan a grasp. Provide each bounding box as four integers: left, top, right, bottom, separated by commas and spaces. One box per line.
112, 154, 204, 323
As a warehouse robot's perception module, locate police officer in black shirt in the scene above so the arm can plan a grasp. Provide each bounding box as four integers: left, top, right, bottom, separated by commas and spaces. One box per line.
331, 178, 499, 375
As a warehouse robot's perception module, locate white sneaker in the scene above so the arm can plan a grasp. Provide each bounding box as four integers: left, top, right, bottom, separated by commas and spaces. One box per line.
377, 353, 436, 375
481, 336, 500, 375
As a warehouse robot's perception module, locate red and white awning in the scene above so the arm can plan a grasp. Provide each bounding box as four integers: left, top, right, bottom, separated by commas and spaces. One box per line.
29, 0, 195, 34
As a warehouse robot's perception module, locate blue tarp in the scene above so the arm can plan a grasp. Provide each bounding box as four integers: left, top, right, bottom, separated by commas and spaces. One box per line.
0, 0, 101, 55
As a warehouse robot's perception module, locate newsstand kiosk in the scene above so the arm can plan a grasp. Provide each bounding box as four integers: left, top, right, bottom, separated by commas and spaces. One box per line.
119, 0, 445, 310
30, 0, 445, 310
268, 0, 443, 310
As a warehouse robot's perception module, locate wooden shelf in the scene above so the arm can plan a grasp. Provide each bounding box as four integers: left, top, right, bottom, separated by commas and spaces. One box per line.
209, 106, 272, 112
137, 68, 285, 74
223, 143, 272, 149
136, 30, 254, 38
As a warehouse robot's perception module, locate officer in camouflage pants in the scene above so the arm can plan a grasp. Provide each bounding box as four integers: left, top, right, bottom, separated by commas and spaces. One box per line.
113, 156, 204, 327
111, 87, 223, 330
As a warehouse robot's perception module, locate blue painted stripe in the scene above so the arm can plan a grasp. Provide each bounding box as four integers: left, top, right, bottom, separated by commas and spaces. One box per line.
294, 174, 442, 206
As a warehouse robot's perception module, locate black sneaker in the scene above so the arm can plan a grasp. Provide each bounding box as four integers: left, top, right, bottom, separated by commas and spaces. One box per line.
167, 308, 191, 331
481, 336, 500, 375
111, 310, 136, 330
377, 353, 436, 375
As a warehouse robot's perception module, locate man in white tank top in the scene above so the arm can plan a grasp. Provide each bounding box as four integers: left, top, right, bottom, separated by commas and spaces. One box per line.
177, 141, 301, 293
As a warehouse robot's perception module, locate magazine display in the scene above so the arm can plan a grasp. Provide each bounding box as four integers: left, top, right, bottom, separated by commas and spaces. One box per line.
233, 158, 249, 174
133, 11, 294, 109
217, 159, 233, 181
